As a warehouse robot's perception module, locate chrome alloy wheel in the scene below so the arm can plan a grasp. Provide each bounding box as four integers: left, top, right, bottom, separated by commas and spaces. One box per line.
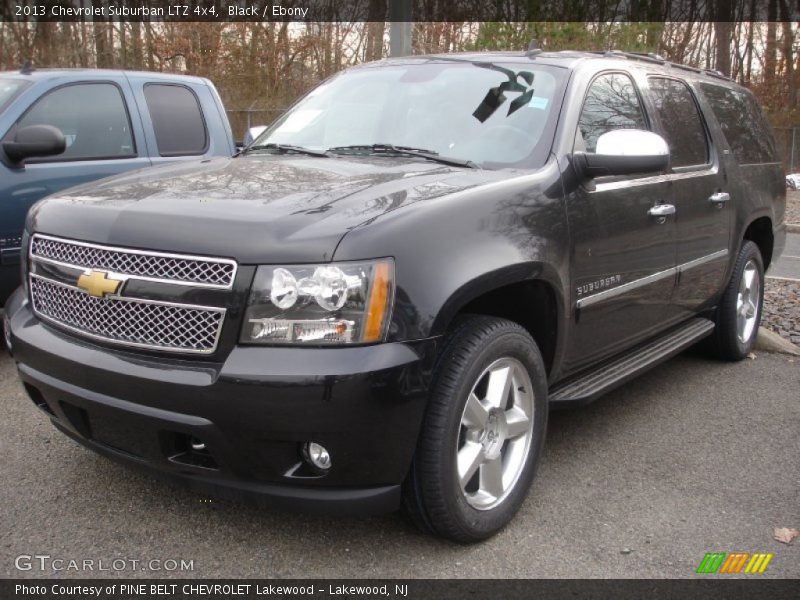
456, 357, 535, 510
736, 259, 761, 344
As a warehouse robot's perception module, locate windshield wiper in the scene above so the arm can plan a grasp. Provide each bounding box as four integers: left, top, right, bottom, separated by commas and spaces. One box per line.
243, 143, 328, 158
327, 144, 477, 168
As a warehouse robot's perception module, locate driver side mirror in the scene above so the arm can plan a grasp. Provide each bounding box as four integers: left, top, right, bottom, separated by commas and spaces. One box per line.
573, 129, 669, 178
2, 124, 66, 166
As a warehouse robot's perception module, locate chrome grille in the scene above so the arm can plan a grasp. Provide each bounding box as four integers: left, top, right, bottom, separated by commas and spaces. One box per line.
30, 276, 225, 354
31, 234, 236, 288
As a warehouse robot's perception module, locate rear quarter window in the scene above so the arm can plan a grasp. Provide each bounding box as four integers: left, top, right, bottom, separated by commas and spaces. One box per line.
698, 83, 778, 165
143, 83, 208, 156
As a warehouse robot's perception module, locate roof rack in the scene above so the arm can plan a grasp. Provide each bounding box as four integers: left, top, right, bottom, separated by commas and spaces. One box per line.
701, 69, 731, 81
594, 49, 734, 81
604, 50, 666, 65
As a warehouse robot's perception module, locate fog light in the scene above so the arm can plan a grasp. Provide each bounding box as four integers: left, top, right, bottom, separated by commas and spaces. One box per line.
2, 314, 11, 355
304, 442, 331, 471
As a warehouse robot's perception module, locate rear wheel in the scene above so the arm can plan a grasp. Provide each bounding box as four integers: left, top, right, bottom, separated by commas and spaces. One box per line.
711, 240, 764, 360
401, 316, 548, 543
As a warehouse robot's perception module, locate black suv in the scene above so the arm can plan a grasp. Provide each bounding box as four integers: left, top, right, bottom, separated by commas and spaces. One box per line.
4, 51, 786, 542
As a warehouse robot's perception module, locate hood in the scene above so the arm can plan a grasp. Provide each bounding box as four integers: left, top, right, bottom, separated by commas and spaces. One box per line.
28, 155, 510, 263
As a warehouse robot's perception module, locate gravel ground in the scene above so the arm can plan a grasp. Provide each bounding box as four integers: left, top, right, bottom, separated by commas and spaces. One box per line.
764, 278, 800, 346
786, 190, 800, 224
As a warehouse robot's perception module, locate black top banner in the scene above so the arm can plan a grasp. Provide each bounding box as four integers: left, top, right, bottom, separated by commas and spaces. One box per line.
2, 0, 800, 23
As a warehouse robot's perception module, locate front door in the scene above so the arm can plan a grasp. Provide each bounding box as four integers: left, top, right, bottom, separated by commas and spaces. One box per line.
563, 71, 679, 374
0, 80, 150, 299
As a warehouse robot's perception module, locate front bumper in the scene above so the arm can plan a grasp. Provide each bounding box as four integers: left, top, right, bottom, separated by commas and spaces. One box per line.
4, 288, 438, 515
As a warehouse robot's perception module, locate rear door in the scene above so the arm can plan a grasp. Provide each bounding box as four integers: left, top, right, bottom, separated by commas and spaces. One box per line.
644, 76, 731, 313
127, 78, 233, 166
563, 71, 678, 373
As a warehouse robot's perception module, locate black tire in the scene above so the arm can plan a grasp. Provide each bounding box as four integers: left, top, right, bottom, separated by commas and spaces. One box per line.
710, 240, 765, 361
401, 315, 548, 543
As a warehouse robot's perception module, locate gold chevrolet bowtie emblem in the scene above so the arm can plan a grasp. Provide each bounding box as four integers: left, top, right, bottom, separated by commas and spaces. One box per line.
76, 270, 121, 298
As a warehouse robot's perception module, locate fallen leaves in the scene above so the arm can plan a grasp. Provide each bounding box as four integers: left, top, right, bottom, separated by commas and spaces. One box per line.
773, 527, 800, 544
746, 352, 757, 360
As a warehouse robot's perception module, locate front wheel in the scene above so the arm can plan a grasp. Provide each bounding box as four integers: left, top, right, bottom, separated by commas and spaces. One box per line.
401, 316, 548, 543
711, 240, 765, 360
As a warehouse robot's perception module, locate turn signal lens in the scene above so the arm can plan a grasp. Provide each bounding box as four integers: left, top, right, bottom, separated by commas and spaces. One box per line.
363, 261, 391, 342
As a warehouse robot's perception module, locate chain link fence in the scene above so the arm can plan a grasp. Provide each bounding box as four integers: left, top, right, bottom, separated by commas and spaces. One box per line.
226, 109, 286, 143
773, 127, 800, 174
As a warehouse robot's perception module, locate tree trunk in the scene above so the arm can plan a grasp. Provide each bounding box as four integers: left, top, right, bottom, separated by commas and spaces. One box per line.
765, 0, 778, 87
713, 0, 734, 76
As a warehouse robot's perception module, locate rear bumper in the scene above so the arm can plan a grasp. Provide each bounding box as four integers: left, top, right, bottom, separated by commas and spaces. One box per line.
5, 289, 438, 515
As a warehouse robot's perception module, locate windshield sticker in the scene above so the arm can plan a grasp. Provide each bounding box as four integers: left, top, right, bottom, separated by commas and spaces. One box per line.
529, 96, 549, 110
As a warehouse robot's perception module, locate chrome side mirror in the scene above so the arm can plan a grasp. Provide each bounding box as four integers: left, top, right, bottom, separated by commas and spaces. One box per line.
574, 129, 669, 178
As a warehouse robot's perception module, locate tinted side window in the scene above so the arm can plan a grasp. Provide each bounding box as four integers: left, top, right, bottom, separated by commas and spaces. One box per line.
698, 83, 778, 164
648, 78, 708, 168
143, 84, 207, 156
576, 73, 646, 153
14, 83, 135, 160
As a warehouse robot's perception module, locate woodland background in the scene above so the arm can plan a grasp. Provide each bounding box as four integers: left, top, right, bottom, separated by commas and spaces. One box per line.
2, 14, 800, 158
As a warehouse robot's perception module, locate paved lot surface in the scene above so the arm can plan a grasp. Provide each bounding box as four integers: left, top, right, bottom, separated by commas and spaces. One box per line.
1, 350, 798, 579
769, 231, 800, 281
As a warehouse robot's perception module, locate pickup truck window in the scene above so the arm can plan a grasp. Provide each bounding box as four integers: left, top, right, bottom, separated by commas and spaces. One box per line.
698, 83, 778, 165
648, 77, 708, 168
575, 72, 646, 153
12, 82, 135, 161
143, 83, 208, 156
0, 78, 29, 114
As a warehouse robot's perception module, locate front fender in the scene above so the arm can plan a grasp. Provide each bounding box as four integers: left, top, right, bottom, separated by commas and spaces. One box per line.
333, 160, 570, 344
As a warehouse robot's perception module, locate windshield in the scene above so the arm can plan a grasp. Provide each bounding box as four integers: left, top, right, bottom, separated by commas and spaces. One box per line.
0, 78, 30, 114
254, 61, 565, 169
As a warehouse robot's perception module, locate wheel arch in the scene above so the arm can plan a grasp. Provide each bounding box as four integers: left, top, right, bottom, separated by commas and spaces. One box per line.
742, 215, 774, 269
429, 263, 565, 377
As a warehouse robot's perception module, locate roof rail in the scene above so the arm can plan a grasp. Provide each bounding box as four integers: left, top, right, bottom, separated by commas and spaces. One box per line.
596, 49, 733, 80
701, 69, 732, 81
670, 62, 702, 74
601, 50, 666, 65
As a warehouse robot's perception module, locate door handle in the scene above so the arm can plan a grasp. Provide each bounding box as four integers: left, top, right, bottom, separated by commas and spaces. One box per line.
709, 192, 730, 204
648, 204, 676, 217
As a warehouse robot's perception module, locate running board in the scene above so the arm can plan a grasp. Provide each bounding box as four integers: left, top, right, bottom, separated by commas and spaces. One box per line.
549, 318, 715, 408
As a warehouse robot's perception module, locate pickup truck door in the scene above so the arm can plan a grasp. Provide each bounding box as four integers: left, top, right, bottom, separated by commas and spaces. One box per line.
0, 78, 151, 298
644, 76, 731, 314
563, 71, 680, 374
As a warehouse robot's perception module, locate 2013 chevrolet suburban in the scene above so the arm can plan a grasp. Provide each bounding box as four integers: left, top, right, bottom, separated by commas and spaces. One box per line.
4, 50, 786, 543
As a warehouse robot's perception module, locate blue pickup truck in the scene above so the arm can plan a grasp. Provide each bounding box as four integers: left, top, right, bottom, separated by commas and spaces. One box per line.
0, 68, 236, 301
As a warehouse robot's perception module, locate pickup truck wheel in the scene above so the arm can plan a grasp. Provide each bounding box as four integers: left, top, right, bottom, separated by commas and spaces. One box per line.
401, 316, 548, 543
711, 240, 764, 360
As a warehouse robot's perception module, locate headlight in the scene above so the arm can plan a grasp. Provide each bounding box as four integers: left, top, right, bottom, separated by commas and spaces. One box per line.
241, 258, 394, 345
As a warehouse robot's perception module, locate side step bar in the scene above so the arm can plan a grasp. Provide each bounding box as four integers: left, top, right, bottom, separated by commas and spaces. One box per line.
549, 317, 715, 408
